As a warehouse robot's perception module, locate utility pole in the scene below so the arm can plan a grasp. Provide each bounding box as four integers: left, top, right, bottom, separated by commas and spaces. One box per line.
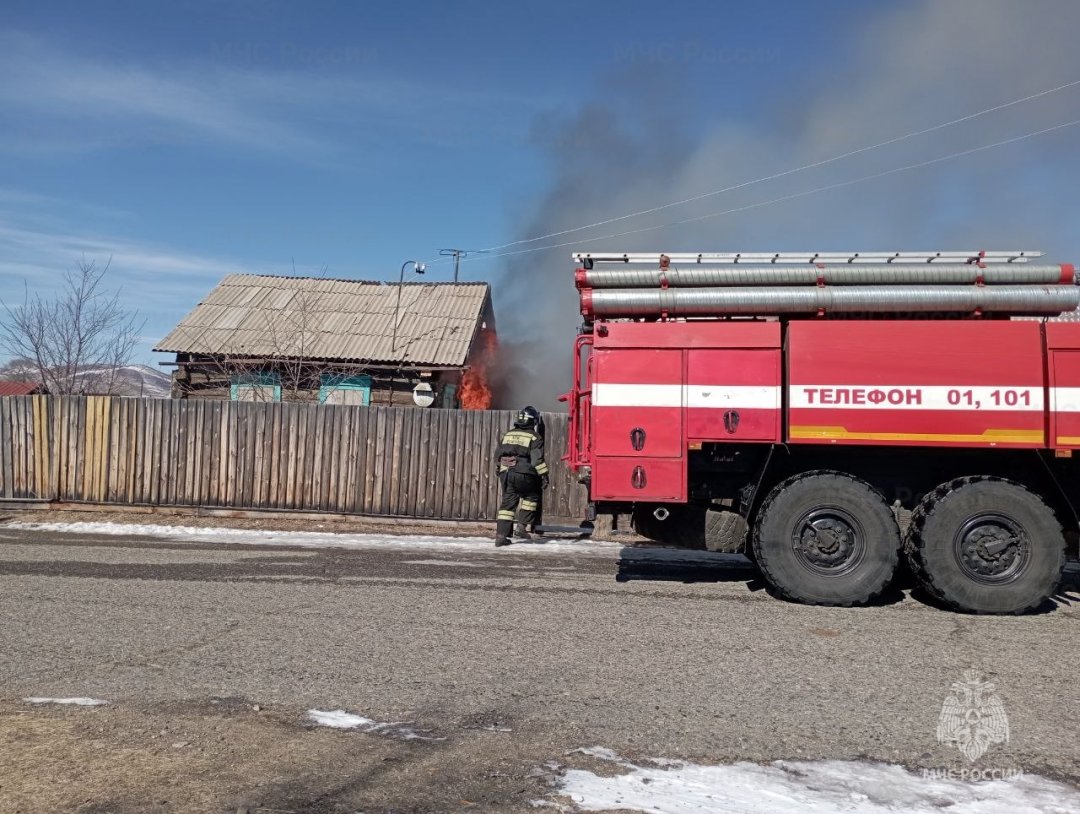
439, 248, 488, 282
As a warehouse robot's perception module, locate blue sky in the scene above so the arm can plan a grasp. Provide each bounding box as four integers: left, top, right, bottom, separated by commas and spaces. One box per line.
1, 1, 1078, 389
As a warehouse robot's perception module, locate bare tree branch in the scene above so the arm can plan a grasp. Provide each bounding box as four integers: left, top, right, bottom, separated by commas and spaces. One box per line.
0, 257, 145, 395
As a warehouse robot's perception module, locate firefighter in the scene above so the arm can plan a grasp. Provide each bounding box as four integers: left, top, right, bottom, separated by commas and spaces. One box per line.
494, 406, 549, 546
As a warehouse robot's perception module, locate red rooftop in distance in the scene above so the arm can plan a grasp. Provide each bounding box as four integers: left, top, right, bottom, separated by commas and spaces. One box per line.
0, 381, 43, 397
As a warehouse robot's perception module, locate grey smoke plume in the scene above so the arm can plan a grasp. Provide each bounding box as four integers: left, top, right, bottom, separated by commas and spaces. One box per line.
491, 0, 1080, 410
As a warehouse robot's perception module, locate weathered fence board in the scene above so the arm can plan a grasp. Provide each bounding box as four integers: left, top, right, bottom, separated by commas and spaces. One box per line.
0, 396, 588, 522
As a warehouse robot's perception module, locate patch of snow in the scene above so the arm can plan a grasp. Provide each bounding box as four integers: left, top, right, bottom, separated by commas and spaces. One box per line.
307, 709, 377, 729
24, 697, 109, 706
8, 520, 611, 558
549, 751, 1080, 814
5, 521, 765, 571
306, 708, 444, 741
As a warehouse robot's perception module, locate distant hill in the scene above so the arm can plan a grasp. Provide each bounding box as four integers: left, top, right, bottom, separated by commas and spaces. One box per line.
74, 364, 173, 398
0, 360, 172, 398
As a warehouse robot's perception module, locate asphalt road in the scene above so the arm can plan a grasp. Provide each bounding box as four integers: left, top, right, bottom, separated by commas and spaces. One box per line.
0, 522, 1078, 812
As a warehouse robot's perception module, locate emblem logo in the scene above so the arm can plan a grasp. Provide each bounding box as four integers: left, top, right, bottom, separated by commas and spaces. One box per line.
936, 669, 1010, 761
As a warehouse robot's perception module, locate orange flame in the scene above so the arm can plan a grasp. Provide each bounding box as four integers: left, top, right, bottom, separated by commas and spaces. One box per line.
460, 330, 496, 410
460, 368, 491, 410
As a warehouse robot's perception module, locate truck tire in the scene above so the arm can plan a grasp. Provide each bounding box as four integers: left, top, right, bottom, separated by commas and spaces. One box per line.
703, 509, 749, 553
631, 505, 748, 552
752, 471, 900, 606
904, 477, 1066, 614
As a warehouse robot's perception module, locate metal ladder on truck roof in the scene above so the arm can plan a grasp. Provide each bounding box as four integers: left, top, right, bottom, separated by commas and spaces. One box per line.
572, 251, 1043, 268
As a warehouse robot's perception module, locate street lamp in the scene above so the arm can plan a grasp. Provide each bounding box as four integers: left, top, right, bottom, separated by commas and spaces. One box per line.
392, 260, 426, 352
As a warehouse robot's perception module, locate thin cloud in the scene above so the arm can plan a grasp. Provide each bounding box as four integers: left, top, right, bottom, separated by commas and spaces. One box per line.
0, 221, 268, 290
0, 32, 330, 156
0, 31, 547, 161
0, 186, 136, 227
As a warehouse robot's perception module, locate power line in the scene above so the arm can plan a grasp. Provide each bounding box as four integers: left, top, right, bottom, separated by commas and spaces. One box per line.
469, 117, 1080, 262
424, 77, 1080, 266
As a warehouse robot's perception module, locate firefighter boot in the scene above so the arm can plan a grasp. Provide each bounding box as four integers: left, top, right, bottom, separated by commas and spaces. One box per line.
513, 524, 532, 541
495, 514, 515, 547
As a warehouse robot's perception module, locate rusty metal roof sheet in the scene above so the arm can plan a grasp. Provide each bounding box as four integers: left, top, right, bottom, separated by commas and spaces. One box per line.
0, 380, 41, 396
155, 275, 492, 367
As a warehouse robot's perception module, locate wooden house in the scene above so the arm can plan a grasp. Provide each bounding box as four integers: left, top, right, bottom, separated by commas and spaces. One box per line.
155, 274, 497, 408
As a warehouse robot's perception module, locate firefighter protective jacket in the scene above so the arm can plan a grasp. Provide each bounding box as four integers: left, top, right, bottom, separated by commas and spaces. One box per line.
496, 426, 549, 478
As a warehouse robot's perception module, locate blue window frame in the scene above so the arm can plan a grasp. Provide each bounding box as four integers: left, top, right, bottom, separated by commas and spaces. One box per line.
319, 373, 371, 405
230, 371, 281, 402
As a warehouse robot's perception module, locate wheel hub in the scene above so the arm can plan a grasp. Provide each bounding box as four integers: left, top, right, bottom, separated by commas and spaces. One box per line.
954, 514, 1029, 584
792, 509, 865, 576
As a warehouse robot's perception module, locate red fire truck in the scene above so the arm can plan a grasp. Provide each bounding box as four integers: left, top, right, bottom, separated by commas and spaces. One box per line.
562, 250, 1080, 614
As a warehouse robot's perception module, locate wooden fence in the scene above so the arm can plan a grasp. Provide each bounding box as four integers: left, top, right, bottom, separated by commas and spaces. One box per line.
0, 396, 588, 522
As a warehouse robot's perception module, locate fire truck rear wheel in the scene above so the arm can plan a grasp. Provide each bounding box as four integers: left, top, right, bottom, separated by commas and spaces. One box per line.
904, 477, 1066, 614
752, 471, 900, 606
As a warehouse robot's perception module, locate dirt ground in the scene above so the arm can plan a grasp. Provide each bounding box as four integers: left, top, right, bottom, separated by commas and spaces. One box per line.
0, 698, 579, 814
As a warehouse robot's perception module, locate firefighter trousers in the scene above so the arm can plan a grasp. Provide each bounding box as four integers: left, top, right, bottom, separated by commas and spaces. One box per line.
496, 470, 541, 538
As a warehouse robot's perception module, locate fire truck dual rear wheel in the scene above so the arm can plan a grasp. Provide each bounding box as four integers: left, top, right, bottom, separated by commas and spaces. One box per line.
904, 477, 1066, 614
752, 471, 900, 606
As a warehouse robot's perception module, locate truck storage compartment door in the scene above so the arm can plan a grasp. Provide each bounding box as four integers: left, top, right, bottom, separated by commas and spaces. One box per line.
1047, 324, 1080, 448
591, 349, 683, 457
686, 349, 781, 442
1051, 352, 1080, 447
787, 321, 1046, 448
590, 456, 686, 502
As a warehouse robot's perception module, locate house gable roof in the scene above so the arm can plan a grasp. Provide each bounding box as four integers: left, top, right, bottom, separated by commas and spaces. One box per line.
155, 274, 492, 367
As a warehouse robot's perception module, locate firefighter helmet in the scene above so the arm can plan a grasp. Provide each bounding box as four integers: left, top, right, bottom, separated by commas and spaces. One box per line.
515, 405, 540, 429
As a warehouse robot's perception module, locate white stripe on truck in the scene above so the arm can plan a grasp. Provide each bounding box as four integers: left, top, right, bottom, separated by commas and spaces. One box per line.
1053, 387, 1080, 413
591, 383, 682, 407
685, 386, 780, 409
589, 383, 1080, 412
592, 383, 779, 409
